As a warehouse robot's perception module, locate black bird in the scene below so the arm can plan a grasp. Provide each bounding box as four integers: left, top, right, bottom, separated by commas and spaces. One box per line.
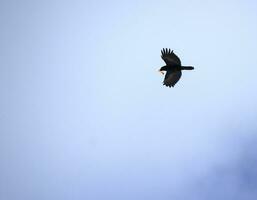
159, 48, 194, 87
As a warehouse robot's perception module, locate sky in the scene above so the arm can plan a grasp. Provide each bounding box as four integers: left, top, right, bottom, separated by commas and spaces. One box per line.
1, 0, 257, 199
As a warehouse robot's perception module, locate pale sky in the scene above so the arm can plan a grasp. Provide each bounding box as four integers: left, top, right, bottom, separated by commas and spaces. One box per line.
1, 0, 257, 199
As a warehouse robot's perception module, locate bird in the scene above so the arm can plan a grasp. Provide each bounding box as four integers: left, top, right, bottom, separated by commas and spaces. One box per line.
159, 48, 194, 87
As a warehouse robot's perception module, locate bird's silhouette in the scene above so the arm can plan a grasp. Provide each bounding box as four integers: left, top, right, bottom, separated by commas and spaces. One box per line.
159, 48, 194, 87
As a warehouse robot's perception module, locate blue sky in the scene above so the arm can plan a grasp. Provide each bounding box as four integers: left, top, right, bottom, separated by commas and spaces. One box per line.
1, 0, 257, 199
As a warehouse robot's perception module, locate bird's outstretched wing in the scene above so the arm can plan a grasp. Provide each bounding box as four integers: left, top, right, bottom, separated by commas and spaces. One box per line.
161, 48, 181, 66
163, 70, 182, 87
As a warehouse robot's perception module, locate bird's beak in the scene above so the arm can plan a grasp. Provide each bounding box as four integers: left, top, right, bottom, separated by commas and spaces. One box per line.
158, 70, 165, 75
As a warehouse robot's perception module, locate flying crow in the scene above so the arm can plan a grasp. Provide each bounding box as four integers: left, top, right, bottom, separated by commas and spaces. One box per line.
159, 48, 194, 87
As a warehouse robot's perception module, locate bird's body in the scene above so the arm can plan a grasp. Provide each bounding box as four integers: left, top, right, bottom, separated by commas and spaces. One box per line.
159, 48, 194, 87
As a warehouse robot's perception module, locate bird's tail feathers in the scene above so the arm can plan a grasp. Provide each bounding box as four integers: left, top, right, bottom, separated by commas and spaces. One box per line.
181, 66, 194, 70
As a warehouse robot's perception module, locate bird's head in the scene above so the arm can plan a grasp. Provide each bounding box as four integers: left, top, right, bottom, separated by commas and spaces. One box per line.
158, 66, 168, 75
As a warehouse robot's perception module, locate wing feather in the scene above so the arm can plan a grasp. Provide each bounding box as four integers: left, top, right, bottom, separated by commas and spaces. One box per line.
161, 48, 181, 66
163, 70, 182, 87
